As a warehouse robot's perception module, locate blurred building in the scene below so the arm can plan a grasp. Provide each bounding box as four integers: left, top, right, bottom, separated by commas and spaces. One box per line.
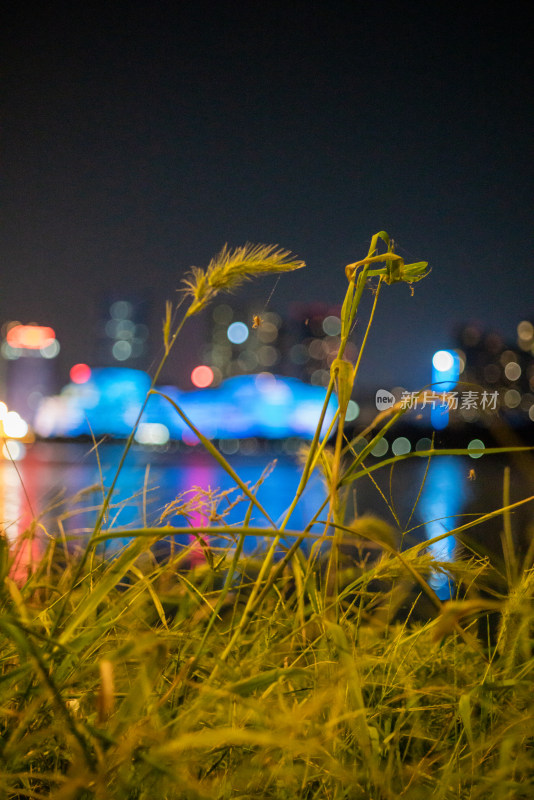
285, 302, 358, 386
454, 319, 534, 423
197, 301, 287, 386
94, 294, 151, 369
0, 323, 60, 424
193, 300, 362, 390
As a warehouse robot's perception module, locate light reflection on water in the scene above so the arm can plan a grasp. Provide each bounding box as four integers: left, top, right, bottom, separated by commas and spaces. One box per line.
1, 443, 477, 596
416, 457, 470, 598
0, 443, 327, 560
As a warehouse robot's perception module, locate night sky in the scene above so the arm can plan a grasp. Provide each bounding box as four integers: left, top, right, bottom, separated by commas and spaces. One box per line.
2, 2, 533, 391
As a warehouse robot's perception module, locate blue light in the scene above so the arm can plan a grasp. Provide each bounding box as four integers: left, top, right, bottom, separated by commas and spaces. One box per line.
227, 321, 249, 344
431, 404, 450, 430
418, 457, 467, 600
430, 349, 460, 430
431, 349, 460, 392
35, 370, 339, 441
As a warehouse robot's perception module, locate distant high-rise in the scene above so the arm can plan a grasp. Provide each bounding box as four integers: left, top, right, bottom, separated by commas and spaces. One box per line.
94, 293, 151, 369
1, 323, 60, 424
285, 302, 356, 385
454, 319, 534, 423
197, 300, 358, 388
201, 301, 286, 384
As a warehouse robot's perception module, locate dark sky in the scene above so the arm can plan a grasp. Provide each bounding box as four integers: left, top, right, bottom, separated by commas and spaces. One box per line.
2, 1, 533, 390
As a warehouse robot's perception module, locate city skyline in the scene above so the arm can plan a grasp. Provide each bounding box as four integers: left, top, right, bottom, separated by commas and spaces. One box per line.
2, 3, 533, 391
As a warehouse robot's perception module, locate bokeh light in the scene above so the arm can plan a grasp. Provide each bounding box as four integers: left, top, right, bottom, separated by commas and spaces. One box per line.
517, 320, 533, 341
227, 321, 249, 344
70, 363, 92, 384
432, 349, 459, 397
432, 350, 454, 372
6, 324, 55, 349
2, 441, 25, 461
504, 389, 521, 408
371, 438, 388, 457
191, 365, 214, 388
345, 399, 360, 422
256, 322, 278, 343
40, 340, 60, 359
110, 300, 132, 319
468, 439, 485, 459
112, 340, 132, 360
219, 438, 240, 455
392, 437, 411, 456
3, 411, 29, 438
504, 362, 521, 381
322, 315, 341, 336
135, 422, 170, 445
415, 437, 433, 452
212, 304, 233, 324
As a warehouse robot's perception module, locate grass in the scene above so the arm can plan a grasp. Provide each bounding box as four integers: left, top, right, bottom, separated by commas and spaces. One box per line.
1, 234, 533, 798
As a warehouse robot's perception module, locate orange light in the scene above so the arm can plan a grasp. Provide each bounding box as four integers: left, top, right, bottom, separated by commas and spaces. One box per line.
191, 365, 214, 388
70, 363, 92, 384
6, 324, 56, 350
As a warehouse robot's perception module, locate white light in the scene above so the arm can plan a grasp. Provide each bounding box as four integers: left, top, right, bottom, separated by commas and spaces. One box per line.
517, 320, 534, 341
468, 439, 485, 459
1, 343, 20, 360
219, 438, 239, 454
112, 340, 132, 360
2, 441, 25, 461
415, 437, 432, 452
392, 437, 411, 456
110, 300, 132, 319
504, 362, 521, 381
322, 315, 341, 336
371, 438, 388, 457
345, 400, 360, 421
504, 389, 521, 408
116, 319, 135, 338
4, 411, 29, 438
135, 423, 170, 445
432, 350, 454, 372
40, 339, 60, 359
265, 381, 292, 405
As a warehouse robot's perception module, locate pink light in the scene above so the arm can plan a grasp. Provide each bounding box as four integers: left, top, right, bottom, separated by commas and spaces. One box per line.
191, 365, 214, 388
70, 363, 92, 384
182, 429, 200, 446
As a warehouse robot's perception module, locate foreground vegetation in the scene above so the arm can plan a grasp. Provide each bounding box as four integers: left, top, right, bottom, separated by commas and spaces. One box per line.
1, 234, 533, 798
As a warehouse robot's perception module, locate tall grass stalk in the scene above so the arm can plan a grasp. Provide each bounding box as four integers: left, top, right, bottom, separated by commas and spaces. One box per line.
2, 234, 534, 798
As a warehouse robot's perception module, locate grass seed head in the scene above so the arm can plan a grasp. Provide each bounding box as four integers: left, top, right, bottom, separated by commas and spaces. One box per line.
182, 243, 305, 317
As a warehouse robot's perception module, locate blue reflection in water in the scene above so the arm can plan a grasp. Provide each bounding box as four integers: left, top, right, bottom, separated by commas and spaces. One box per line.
417, 457, 469, 599
5, 444, 477, 585
4, 443, 326, 559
